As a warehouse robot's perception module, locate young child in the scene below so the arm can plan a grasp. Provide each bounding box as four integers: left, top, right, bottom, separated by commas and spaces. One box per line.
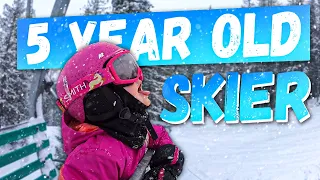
56, 42, 184, 180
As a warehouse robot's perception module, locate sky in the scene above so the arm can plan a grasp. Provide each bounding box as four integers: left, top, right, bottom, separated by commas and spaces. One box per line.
0, 0, 245, 17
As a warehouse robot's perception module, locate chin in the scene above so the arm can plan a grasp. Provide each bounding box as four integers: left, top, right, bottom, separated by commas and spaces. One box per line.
144, 100, 151, 106
144, 99, 151, 106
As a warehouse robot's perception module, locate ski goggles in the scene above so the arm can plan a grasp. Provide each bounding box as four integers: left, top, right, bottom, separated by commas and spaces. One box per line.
56, 49, 143, 112
105, 49, 144, 85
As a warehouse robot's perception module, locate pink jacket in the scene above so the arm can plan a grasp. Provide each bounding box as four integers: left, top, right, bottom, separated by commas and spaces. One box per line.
59, 114, 174, 180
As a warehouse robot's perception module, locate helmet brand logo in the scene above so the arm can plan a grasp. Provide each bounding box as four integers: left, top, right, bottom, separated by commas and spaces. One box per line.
64, 81, 87, 103
89, 73, 105, 90
63, 76, 72, 100
98, 52, 104, 59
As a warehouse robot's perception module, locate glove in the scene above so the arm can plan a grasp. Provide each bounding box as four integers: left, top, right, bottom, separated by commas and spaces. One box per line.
142, 144, 184, 180
149, 144, 184, 170
142, 165, 180, 180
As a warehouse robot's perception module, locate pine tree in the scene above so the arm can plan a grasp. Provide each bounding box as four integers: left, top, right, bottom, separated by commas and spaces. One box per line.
268, 0, 281, 6
257, 0, 280, 6
257, 0, 268, 6
83, 0, 110, 15
112, 0, 153, 14
0, 0, 32, 126
242, 0, 255, 7
309, 0, 320, 100
287, 0, 305, 5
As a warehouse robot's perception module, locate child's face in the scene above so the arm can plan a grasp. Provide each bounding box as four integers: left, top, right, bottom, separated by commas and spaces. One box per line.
123, 80, 151, 106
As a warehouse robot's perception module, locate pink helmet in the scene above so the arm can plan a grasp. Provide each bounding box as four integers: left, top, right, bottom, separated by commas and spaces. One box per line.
56, 42, 143, 123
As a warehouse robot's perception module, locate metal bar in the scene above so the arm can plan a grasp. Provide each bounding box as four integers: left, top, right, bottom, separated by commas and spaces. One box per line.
129, 149, 155, 180
0, 121, 28, 131
28, 0, 71, 119
26, 0, 33, 18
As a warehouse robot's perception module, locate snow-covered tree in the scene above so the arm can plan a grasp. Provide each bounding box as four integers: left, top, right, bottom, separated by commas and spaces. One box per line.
0, 0, 32, 126
242, 0, 255, 7
309, 0, 320, 100
257, 0, 268, 6
112, 0, 153, 14
257, 0, 280, 6
287, 0, 305, 5
83, 0, 110, 15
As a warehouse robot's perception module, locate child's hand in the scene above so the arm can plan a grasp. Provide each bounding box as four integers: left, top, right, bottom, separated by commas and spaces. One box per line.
142, 165, 180, 180
143, 143, 184, 180
150, 144, 184, 168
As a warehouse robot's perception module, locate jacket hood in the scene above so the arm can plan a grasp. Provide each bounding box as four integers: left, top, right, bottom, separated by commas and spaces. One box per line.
61, 112, 105, 155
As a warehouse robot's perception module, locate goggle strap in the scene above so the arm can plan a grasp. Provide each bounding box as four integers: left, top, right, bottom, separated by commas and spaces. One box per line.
59, 70, 115, 109
56, 99, 66, 112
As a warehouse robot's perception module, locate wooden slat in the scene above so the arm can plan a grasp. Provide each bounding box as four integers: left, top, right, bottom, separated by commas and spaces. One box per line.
0, 123, 46, 146
0, 140, 50, 168
0, 159, 44, 180
35, 169, 58, 180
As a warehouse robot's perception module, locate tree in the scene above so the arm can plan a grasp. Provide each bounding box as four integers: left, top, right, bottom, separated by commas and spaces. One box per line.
242, 0, 255, 7
112, 0, 153, 14
0, 0, 32, 126
83, 0, 110, 15
268, 0, 281, 6
257, 0, 268, 6
287, 0, 305, 5
257, 0, 280, 6
309, 0, 320, 100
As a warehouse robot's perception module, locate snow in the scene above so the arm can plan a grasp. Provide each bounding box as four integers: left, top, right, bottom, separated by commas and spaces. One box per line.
0, 137, 33, 156
172, 99, 320, 180
22, 169, 43, 180
46, 126, 62, 161
36, 94, 44, 119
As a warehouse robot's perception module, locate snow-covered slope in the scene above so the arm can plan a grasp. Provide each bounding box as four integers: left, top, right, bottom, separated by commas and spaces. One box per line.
173, 100, 320, 180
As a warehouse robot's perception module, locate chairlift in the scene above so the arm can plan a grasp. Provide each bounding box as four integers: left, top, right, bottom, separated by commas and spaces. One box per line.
27, 0, 154, 179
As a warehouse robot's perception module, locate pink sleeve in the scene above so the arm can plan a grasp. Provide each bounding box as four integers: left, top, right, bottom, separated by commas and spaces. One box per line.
147, 125, 174, 149
61, 148, 124, 180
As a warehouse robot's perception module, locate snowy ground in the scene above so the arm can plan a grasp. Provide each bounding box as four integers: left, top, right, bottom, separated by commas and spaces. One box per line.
46, 99, 320, 180
173, 99, 320, 180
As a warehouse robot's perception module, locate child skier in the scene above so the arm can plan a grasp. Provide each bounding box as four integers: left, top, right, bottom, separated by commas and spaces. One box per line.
56, 42, 184, 180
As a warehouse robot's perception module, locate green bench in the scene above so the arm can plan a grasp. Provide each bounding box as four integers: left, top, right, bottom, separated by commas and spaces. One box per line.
0, 120, 58, 180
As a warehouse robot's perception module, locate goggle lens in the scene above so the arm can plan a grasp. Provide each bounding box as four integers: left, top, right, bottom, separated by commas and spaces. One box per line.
112, 53, 139, 80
